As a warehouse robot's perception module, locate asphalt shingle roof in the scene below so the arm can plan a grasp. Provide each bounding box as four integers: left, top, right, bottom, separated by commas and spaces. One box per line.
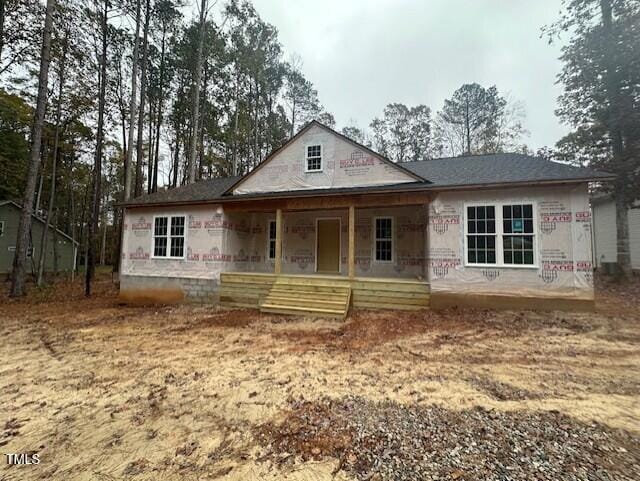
121, 153, 613, 207
403, 153, 613, 187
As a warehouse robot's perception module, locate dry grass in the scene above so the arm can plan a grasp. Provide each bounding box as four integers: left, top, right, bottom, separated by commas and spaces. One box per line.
0, 274, 639, 480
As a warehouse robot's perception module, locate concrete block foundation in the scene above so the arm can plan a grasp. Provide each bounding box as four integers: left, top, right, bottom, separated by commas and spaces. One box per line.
119, 275, 218, 305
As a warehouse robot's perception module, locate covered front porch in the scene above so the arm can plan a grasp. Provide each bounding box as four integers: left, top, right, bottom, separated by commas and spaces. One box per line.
219, 191, 431, 316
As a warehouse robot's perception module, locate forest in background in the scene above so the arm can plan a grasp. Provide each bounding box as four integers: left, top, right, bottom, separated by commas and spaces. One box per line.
1, 0, 638, 295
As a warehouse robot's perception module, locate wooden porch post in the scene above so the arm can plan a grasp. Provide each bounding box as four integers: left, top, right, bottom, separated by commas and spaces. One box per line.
348, 205, 355, 278
275, 208, 282, 274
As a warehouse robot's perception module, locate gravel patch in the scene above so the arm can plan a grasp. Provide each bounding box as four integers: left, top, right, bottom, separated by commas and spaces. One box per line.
256, 396, 640, 481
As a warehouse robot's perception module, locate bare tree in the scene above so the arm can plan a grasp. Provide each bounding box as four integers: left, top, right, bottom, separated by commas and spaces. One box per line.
10, 0, 56, 297
124, 0, 141, 201
85, 0, 108, 297
37, 27, 69, 286
187, 0, 208, 184
134, 0, 150, 196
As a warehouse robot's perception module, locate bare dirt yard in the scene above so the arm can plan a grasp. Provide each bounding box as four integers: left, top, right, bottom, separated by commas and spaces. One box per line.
1, 275, 639, 480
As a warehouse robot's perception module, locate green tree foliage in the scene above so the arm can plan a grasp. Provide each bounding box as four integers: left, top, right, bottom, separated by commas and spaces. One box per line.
435, 83, 527, 156
0, 90, 32, 199
0, 0, 42, 77
369, 103, 434, 161
546, 0, 640, 277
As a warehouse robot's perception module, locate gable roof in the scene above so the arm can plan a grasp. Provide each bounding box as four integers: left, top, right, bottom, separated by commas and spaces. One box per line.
0, 200, 79, 244
118, 152, 613, 208
402, 153, 614, 188
224, 120, 426, 195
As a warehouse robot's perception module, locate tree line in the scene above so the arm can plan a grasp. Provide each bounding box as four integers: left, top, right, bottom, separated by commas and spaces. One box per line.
0, 0, 638, 296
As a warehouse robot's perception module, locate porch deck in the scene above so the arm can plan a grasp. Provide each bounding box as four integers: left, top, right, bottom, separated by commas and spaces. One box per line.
219, 272, 430, 317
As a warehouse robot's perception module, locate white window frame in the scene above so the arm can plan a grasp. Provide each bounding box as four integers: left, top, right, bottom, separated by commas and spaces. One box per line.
373, 216, 394, 263
8, 245, 34, 257
304, 143, 323, 173
0, 221, 4, 237
267, 219, 277, 261
151, 214, 187, 259
463, 201, 538, 269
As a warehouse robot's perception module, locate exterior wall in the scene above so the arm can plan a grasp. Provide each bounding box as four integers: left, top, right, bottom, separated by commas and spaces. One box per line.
120, 204, 428, 296
233, 124, 416, 195
592, 199, 640, 270
592, 200, 617, 267
0, 204, 76, 274
280, 207, 426, 278
631, 206, 640, 270
427, 184, 594, 300
121, 183, 597, 305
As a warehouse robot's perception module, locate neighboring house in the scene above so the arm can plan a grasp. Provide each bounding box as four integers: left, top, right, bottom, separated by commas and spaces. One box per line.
591, 195, 640, 272
0, 200, 78, 275
118, 120, 612, 316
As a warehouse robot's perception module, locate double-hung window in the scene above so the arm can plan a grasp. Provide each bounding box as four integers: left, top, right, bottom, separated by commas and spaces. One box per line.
374, 217, 393, 262
0, 221, 4, 237
466, 206, 496, 264
268, 220, 277, 260
502, 204, 535, 265
305, 144, 322, 172
154, 216, 185, 258
465, 203, 536, 267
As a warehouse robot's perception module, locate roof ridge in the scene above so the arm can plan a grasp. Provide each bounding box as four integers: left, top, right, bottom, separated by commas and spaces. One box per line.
402, 152, 537, 164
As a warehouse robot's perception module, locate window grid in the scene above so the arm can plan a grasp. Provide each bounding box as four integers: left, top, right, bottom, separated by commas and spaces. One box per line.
268, 220, 276, 260
466, 206, 497, 264
0, 221, 4, 237
502, 204, 534, 265
465, 203, 536, 267
154, 216, 185, 258
306, 144, 322, 171
374, 217, 393, 262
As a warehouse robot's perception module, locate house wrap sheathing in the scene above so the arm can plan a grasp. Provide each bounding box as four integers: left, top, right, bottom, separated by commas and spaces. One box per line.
121, 183, 593, 301
427, 184, 593, 300
121, 205, 427, 281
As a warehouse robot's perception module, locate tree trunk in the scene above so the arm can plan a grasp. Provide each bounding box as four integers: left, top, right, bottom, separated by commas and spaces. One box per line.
85, 0, 108, 297
601, 0, 632, 278
134, 0, 150, 197
146, 100, 154, 193
124, 0, 141, 201
68, 154, 76, 280
52, 211, 58, 275
465, 98, 471, 155
188, 0, 207, 184
37, 28, 68, 286
0, 0, 6, 67
233, 67, 239, 176
152, 26, 167, 193
10, 0, 55, 297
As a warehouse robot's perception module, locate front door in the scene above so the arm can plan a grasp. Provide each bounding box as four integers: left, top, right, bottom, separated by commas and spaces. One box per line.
316, 219, 340, 273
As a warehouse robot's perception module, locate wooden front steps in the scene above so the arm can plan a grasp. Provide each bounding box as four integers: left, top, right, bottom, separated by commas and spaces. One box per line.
219, 272, 430, 317
260, 280, 351, 319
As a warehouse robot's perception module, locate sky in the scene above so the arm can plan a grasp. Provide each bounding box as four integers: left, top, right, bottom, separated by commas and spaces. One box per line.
247, 0, 571, 151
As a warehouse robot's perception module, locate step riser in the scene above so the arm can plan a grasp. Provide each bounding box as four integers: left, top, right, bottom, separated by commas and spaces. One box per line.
262, 297, 347, 308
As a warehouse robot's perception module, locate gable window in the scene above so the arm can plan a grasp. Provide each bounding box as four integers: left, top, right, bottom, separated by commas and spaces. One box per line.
374, 217, 393, 262
305, 144, 322, 172
153, 215, 185, 258
465, 203, 536, 267
268, 220, 276, 260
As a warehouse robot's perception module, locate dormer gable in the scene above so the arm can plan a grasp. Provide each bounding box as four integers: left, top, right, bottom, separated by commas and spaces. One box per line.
229, 121, 424, 196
